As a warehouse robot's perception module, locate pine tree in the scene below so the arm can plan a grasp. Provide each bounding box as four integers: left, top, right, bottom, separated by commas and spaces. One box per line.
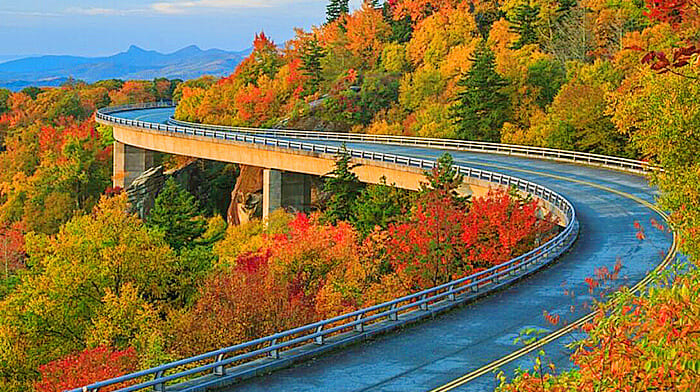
326, 0, 350, 23
148, 178, 206, 251
299, 38, 325, 94
509, 3, 541, 49
322, 144, 363, 224
450, 43, 510, 142
351, 176, 413, 235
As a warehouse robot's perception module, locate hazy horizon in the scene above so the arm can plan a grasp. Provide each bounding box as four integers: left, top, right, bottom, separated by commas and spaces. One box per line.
0, 0, 364, 58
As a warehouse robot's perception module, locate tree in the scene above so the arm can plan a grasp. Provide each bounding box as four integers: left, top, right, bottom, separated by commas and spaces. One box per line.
327, 0, 350, 23
351, 177, 413, 235
0, 88, 10, 115
147, 178, 206, 251
508, 3, 541, 49
20, 87, 42, 100
299, 38, 325, 94
322, 145, 364, 224
450, 42, 510, 142
419, 152, 467, 205
35, 347, 138, 392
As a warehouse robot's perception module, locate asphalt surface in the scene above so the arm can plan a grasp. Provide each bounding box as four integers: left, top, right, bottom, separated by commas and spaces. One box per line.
112, 108, 674, 392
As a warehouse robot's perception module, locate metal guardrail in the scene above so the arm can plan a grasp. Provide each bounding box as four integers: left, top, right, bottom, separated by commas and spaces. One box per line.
100, 102, 657, 174
167, 118, 656, 175
76, 103, 579, 392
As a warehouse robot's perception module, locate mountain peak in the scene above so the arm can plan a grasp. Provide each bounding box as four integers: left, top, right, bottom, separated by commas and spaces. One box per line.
173, 45, 203, 55
127, 45, 147, 53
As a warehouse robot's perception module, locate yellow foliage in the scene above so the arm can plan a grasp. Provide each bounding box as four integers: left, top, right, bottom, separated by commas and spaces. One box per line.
382, 43, 410, 73
407, 4, 479, 68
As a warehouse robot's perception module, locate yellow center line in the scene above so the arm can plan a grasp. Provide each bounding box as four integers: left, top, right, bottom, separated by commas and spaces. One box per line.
422, 156, 678, 392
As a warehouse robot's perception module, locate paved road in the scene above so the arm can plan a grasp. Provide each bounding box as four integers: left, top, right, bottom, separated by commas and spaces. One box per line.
113, 108, 674, 392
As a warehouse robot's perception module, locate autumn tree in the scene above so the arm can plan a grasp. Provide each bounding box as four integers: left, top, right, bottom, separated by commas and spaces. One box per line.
0, 88, 10, 115
0, 195, 176, 391
35, 347, 139, 392
450, 42, 510, 142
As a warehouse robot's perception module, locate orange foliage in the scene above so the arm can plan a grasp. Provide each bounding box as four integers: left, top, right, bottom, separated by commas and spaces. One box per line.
344, 3, 392, 68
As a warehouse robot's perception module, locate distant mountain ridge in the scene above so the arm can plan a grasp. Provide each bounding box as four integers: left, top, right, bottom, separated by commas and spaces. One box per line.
0, 45, 251, 91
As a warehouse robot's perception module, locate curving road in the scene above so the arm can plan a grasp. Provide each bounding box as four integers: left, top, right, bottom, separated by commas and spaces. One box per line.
111, 107, 674, 392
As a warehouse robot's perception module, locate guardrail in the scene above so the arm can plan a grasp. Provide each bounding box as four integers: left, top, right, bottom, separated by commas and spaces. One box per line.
99, 102, 657, 174
167, 117, 656, 175
77, 104, 579, 392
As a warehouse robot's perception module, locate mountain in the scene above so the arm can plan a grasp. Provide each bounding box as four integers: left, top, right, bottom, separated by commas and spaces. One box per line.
0, 45, 251, 90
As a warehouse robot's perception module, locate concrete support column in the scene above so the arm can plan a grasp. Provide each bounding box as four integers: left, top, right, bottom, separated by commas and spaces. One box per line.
113, 141, 154, 189
263, 169, 282, 221
282, 172, 313, 212
263, 170, 314, 221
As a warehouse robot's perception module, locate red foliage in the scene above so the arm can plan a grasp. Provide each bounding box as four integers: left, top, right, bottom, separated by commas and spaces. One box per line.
0, 221, 26, 274
388, 189, 553, 290
644, 0, 690, 27
34, 347, 138, 392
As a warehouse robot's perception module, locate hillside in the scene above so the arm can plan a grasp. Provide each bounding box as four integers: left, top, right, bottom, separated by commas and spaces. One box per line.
0, 45, 250, 90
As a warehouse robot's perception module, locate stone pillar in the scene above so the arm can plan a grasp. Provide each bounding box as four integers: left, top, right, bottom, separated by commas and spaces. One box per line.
263, 169, 282, 221
113, 141, 154, 189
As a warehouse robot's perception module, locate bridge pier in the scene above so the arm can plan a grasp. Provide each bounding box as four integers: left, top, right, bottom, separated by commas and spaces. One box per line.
113, 141, 154, 189
263, 169, 313, 221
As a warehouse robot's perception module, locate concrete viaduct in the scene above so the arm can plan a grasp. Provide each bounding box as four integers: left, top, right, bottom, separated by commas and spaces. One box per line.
81, 103, 676, 392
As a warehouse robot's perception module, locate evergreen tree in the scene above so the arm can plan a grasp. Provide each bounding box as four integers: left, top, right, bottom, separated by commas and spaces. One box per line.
299, 38, 325, 94
322, 145, 363, 224
508, 3, 541, 49
326, 0, 349, 23
351, 177, 413, 236
148, 178, 206, 251
450, 43, 510, 142
419, 153, 469, 207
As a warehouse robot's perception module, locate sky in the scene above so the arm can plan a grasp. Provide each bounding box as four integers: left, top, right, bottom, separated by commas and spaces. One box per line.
0, 0, 364, 58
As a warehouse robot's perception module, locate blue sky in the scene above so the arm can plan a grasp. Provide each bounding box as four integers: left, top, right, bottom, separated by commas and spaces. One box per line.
0, 1, 363, 57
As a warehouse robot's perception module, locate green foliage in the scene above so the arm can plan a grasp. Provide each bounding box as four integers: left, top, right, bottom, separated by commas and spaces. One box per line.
508, 3, 540, 49
0, 88, 10, 115
383, 3, 413, 43
351, 177, 413, 235
20, 87, 42, 100
0, 195, 176, 391
420, 152, 468, 206
357, 73, 400, 124
322, 145, 364, 224
147, 178, 206, 252
526, 58, 566, 108
300, 38, 325, 94
450, 42, 510, 142
326, 0, 350, 23
611, 67, 700, 261
93, 79, 124, 92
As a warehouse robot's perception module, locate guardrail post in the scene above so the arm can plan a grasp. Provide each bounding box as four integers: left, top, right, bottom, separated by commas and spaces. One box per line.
389, 303, 399, 321
448, 284, 456, 301
315, 325, 324, 345
355, 313, 365, 332
214, 353, 225, 376
269, 338, 280, 359
153, 370, 165, 391
420, 294, 428, 311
